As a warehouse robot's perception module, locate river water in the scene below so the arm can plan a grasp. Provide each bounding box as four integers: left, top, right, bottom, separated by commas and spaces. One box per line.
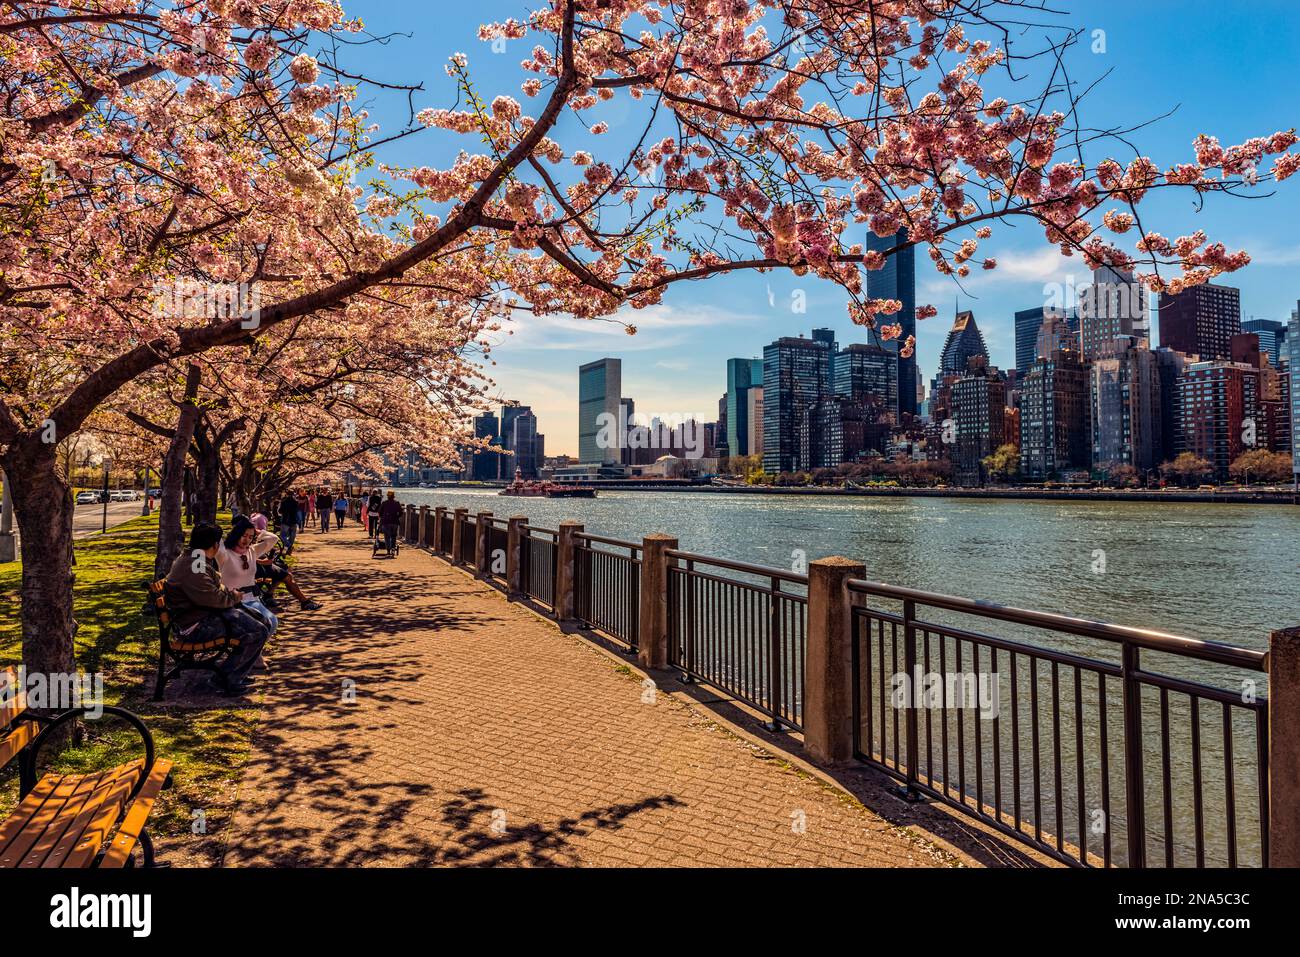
390, 487, 1298, 648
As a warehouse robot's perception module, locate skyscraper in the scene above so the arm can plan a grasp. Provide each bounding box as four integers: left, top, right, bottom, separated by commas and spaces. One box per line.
762, 335, 832, 474
812, 328, 838, 394
1290, 307, 1300, 478
746, 387, 764, 458
950, 356, 1006, 487
1089, 338, 1163, 473
1020, 349, 1089, 480
1175, 360, 1253, 480
1242, 318, 1287, 369
835, 342, 899, 420
866, 228, 917, 416
725, 357, 764, 458
578, 358, 622, 464
935, 310, 989, 384
1158, 282, 1241, 361
1078, 266, 1149, 360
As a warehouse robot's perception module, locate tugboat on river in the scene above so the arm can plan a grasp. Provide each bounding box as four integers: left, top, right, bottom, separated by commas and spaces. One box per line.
498, 467, 597, 499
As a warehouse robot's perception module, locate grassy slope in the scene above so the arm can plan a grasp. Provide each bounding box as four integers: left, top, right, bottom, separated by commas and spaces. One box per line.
0, 513, 262, 864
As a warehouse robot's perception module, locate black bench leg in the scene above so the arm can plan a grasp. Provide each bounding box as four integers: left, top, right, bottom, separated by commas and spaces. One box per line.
153, 647, 168, 701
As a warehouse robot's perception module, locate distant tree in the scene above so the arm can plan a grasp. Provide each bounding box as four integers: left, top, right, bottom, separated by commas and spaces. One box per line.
1105, 462, 1140, 487
1229, 449, 1292, 484
981, 444, 1021, 484
1161, 453, 1214, 487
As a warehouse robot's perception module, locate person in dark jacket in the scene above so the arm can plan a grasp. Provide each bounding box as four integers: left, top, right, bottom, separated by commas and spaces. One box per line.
165, 522, 269, 695
366, 488, 382, 538
315, 489, 333, 533
278, 491, 300, 554
377, 491, 403, 555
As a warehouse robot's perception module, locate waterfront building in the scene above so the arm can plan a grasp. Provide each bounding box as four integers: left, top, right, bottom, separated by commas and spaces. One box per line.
746, 388, 764, 458
1020, 349, 1089, 480
725, 357, 765, 458
1089, 338, 1163, 474
1175, 359, 1257, 480
932, 310, 989, 407
1079, 266, 1149, 360
579, 358, 622, 464
866, 229, 918, 415
716, 394, 729, 457
950, 356, 1006, 487
1016, 306, 1077, 373
1243, 318, 1287, 369
762, 335, 832, 473
812, 328, 838, 394
472, 412, 503, 481
835, 342, 899, 420
1159, 282, 1241, 361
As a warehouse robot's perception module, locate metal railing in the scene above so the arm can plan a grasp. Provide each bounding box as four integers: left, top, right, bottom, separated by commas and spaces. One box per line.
457, 514, 477, 565
486, 518, 509, 584
666, 551, 808, 730
574, 533, 641, 649
521, 525, 557, 610
847, 579, 1269, 868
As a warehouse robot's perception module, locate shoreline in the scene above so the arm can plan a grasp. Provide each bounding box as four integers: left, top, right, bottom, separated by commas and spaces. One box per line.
406, 482, 1299, 506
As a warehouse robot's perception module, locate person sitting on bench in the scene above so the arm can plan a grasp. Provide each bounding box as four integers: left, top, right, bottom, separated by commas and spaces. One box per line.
217, 516, 281, 634
165, 522, 270, 696
248, 513, 322, 611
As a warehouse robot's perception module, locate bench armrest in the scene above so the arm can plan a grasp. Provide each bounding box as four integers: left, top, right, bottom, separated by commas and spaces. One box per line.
20, 705, 157, 801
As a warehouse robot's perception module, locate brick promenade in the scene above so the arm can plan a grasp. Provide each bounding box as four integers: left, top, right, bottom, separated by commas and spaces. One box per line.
218, 527, 961, 867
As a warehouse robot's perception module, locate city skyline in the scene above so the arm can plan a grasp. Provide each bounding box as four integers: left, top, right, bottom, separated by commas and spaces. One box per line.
343, 0, 1300, 458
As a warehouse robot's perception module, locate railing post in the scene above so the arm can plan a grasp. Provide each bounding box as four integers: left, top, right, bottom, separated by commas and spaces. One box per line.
1269, 626, 1300, 867
433, 506, 447, 554
555, 521, 583, 623
804, 557, 865, 765
902, 598, 920, 799
475, 511, 493, 577
1121, 642, 1147, 868
764, 576, 781, 730
637, 534, 677, 669
418, 505, 429, 547
506, 515, 526, 598
451, 507, 468, 565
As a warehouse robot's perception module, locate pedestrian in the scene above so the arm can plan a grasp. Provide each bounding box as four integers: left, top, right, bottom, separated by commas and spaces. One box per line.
295, 489, 309, 533
277, 490, 300, 553
366, 487, 382, 539
316, 488, 332, 532
378, 490, 403, 556
333, 491, 348, 530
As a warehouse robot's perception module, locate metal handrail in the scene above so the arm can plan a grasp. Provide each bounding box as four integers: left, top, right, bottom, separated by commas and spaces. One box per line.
665, 549, 809, 586
574, 531, 641, 552
846, 578, 1264, 671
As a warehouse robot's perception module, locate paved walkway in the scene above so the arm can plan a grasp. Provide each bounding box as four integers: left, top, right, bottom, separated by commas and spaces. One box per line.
219, 526, 955, 867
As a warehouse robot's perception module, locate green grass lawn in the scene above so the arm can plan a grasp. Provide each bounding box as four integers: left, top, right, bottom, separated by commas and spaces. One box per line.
0, 512, 264, 865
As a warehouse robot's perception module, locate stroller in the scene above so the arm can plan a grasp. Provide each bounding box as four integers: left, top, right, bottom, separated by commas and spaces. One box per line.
372, 519, 399, 558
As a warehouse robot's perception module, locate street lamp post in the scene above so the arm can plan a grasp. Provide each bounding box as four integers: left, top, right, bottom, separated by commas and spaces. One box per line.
101, 458, 111, 534
141, 465, 152, 516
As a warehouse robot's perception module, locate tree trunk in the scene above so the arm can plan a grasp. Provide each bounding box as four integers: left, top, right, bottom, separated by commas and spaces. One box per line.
153, 364, 202, 581
1, 441, 78, 678
194, 441, 220, 525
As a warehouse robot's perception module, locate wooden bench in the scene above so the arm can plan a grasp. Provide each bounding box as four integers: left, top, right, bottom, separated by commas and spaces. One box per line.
147, 579, 245, 700
0, 666, 173, 867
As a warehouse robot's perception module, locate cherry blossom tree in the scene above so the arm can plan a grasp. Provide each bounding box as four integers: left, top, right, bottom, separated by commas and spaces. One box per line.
2, 0, 1295, 680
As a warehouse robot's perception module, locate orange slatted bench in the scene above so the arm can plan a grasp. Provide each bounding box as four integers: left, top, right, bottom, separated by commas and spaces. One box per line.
0, 666, 173, 868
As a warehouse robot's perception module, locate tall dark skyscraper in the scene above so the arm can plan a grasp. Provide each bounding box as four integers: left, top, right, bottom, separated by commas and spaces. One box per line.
934, 310, 989, 402
762, 335, 832, 474
1158, 283, 1241, 361
835, 342, 899, 420
1019, 350, 1088, 480
865, 229, 917, 416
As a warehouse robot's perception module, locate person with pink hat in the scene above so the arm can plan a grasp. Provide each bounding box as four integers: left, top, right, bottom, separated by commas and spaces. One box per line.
248, 512, 321, 611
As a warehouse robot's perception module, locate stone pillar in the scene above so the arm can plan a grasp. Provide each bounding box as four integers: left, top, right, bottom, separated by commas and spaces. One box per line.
433, 506, 447, 554
637, 534, 678, 669
451, 507, 468, 564
804, 557, 865, 765
554, 521, 584, 623
475, 511, 493, 577
418, 505, 429, 547
1270, 626, 1300, 867
506, 515, 526, 598
0, 468, 14, 563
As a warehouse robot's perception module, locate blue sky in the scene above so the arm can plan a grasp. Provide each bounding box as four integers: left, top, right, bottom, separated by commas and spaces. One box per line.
345, 0, 1300, 455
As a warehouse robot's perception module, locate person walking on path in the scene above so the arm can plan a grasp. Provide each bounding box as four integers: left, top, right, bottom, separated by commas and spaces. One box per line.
366, 488, 382, 539
278, 491, 300, 554
295, 489, 309, 533
377, 490, 403, 556
333, 492, 348, 530
316, 489, 332, 532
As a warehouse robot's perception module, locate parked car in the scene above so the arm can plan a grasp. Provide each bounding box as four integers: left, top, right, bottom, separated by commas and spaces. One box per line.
110, 489, 140, 502
75, 490, 99, 505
